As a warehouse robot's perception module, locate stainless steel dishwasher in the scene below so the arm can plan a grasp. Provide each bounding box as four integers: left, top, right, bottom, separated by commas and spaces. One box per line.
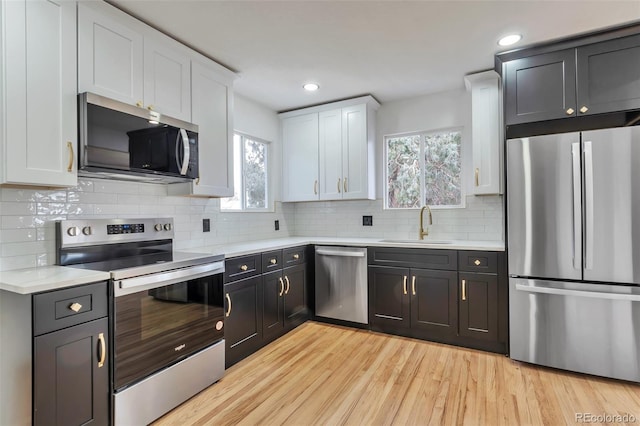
315, 246, 368, 324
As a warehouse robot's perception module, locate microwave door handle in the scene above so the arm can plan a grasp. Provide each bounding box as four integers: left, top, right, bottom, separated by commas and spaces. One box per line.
179, 129, 190, 175
175, 131, 183, 172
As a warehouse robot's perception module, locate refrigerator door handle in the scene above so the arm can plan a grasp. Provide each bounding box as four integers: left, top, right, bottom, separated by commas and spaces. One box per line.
514, 283, 640, 302
571, 142, 581, 270
584, 141, 594, 270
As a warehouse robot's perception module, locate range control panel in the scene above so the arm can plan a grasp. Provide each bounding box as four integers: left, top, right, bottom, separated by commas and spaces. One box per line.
57, 218, 174, 248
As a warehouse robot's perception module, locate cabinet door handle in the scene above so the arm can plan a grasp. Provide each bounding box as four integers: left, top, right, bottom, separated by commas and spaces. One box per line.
147, 105, 154, 111
337, 178, 341, 193
97, 332, 106, 368
462, 280, 467, 301
343, 177, 347, 193
136, 101, 143, 108
566, 108, 575, 115
195, 177, 200, 185
66, 141, 74, 172
240, 264, 248, 271
284, 276, 290, 294
411, 276, 416, 295
314, 180, 318, 195
474, 168, 479, 187
225, 293, 232, 317
278, 277, 284, 296
403, 276, 408, 295
579, 106, 589, 114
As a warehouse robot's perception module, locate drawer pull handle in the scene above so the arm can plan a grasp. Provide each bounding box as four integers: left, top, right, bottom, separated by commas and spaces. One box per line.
279, 278, 285, 296
566, 108, 575, 115
240, 264, 248, 271
474, 259, 481, 266
270, 258, 277, 265
284, 276, 290, 294
225, 293, 232, 317
69, 302, 82, 313
403, 276, 408, 295
97, 333, 106, 368
579, 106, 589, 114
293, 254, 300, 260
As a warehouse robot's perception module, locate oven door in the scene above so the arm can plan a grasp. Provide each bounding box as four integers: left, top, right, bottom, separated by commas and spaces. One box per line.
113, 269, 224, 391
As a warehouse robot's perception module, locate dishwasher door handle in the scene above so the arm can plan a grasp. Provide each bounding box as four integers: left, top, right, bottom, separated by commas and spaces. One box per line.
316, 249, 366, 257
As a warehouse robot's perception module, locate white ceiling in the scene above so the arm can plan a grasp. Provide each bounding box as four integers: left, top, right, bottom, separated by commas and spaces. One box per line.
110, 0, 640, 112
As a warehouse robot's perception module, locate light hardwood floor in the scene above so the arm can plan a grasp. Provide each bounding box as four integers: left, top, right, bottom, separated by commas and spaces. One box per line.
154, 322, 640, 426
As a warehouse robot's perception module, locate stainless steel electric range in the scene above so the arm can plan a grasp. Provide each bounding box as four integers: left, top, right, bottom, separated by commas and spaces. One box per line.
56, 218, 225, 425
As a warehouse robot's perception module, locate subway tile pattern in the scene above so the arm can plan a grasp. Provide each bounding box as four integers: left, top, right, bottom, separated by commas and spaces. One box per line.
0, 178, 295, 271
291, 195, 504, 241
0, 179, 502, 272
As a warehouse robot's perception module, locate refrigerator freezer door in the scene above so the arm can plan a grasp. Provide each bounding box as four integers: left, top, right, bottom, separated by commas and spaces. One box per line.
509, 278, 640, 382
507, 133, 582, 280
583, 127, 640, 285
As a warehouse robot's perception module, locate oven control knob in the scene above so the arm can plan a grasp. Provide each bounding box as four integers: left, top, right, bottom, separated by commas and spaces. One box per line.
164, 223, 172, 231
216, 321, 224, 331
67, 226, 80, 237
82, 226, 92, 236
154, 224, 163, 232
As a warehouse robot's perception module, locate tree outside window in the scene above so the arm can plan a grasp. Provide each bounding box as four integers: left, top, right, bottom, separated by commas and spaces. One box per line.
386, 129, 462, 209
221, 134, 270, 211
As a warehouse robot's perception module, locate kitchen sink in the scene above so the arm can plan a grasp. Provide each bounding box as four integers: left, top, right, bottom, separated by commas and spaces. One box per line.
379, 239, 453, 244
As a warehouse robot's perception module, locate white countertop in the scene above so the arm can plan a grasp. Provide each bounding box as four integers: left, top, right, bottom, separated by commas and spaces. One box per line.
0, 237, 504, 294
0, 266, 111, 295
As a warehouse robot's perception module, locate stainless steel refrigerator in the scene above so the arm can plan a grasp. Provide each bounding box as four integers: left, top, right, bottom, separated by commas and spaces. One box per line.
507, 126, 640, 382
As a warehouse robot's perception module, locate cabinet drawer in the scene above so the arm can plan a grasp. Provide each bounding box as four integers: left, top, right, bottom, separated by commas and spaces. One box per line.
283, 246, 306, 266
458, 251, 498, 274
368, 247, 457, 270
262, 250, 283, 272
224, 254, 262, 283
33, 281, 108, 336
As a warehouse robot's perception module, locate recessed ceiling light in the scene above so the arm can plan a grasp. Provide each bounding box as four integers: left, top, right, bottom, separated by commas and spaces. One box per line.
498, 34, 522, 47
303, 83, 319, 91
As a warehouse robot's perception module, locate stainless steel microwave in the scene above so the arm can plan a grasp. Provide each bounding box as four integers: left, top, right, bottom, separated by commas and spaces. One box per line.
78, 92, 199, 183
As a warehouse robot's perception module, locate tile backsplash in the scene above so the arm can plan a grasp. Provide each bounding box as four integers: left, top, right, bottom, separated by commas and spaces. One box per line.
0, 178, 294, 271
0, 179, 503, 272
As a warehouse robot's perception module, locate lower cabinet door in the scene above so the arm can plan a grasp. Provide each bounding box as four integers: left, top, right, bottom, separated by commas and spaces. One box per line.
410, 268, 458, 336
459, 272, 499, 341
33, 318, 109, 426
224, 275, 263, 367
262, 270, 285, 341
368, 266, 411, 329
283, 264, 308, 328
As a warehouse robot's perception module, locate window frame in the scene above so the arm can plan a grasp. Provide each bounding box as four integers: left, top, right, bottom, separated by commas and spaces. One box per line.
383, 127, 465, 210
220, 132, 272, 213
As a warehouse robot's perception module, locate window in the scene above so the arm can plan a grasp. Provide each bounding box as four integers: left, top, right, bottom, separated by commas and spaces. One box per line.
221, 133, 270, 211
385, 129, 462, 209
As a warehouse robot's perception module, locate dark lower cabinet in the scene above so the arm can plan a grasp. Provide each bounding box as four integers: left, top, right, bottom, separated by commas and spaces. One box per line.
411, 269, 458, 336
262, 270, 285, 341
34, 318, 109, 426
369, 266, 410, 328
284, 264, 307, 327
458, 272, 498, 341
262, 264, 308, 344
224, 275, 263, 368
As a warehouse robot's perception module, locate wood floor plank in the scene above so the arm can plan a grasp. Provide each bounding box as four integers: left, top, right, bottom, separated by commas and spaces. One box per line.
153, 322, 640, 426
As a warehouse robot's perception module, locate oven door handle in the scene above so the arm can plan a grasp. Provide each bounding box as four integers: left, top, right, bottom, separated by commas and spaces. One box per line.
117, 261, 225, 294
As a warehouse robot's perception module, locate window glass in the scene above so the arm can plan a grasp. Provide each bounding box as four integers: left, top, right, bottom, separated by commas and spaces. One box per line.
221, 134, 269, 211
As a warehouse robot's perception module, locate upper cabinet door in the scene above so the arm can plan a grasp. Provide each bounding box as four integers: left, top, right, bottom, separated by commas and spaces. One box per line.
3, 0, 77, 186
78, 2, 144, 106
504, 49, 577, 125
143, 37, 191, 121
189, 60, 234, 196
341, 104, 369, 200
576, 34, 640, 117
318, 109, 343, 200
281, 113, 319, 202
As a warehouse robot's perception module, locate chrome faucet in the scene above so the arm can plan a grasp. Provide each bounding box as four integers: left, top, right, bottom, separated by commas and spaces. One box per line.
419, 205, 432, 240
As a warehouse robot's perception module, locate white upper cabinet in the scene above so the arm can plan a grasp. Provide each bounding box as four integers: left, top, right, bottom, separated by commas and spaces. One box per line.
1, 0, 78, 186
78, 2, 143, 107
465, 71, 503, 195
78, 1, 191, 121
281, 113, 320, 202
143, 37, 191, 121
168, 60, 235, 197
281, 96, 378, 202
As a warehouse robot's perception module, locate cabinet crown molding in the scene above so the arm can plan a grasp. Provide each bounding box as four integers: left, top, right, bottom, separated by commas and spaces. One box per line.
464, 70, 500, 91
278, 95, 380, 118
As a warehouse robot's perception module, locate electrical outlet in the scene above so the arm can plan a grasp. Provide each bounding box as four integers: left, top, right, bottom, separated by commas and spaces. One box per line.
362, 216, 373, 226
274, 220, 280, 231
202, 218, 210, 232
